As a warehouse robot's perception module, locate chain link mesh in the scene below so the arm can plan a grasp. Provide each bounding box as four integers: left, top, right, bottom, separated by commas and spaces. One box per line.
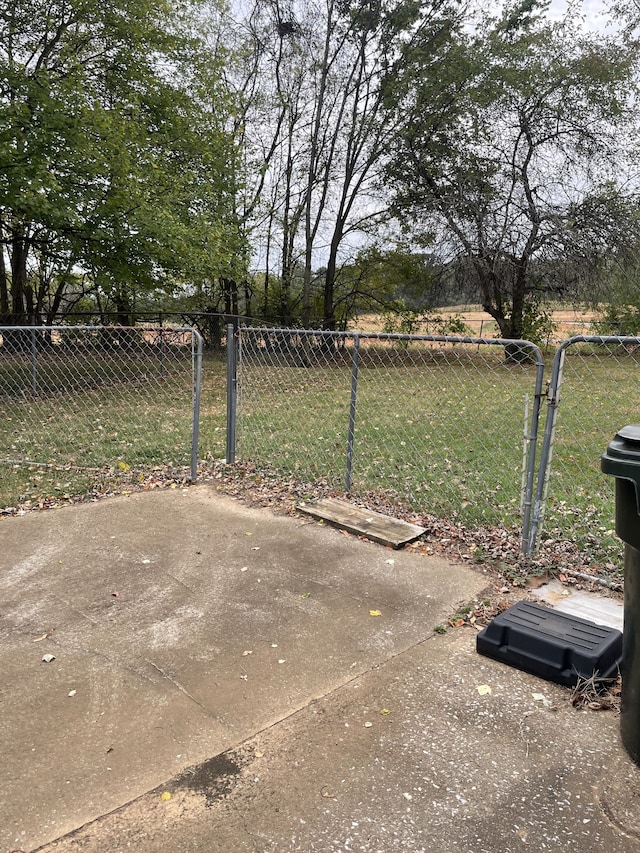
533, 337, 640, 572
237, 329, 543, 530
0, 326, 201, 502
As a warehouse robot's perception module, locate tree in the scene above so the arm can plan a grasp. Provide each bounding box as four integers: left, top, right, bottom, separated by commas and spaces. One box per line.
0, 0, 241, 327
387, 0, 640, 345
225, 0, 464, 329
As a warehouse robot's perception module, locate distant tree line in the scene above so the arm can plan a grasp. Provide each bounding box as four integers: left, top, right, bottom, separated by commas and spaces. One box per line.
2, 0, 640, 345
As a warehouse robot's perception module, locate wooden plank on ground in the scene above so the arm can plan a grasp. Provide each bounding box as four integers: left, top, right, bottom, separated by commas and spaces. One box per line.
297, 498, 426, 549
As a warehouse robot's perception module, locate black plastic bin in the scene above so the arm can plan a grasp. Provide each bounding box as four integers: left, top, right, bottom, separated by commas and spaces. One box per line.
601, 425, 640, 766
476, 600, 622, 687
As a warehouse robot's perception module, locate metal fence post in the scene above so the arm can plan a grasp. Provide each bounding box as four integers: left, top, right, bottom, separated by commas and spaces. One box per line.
190, 330, 203, 483
30, 323, 38, 394
528, 334, 640, 556
528, 344, 566, 555
519, 346, 546, 556
346, 333, 360, 492
226, 323, 237, 464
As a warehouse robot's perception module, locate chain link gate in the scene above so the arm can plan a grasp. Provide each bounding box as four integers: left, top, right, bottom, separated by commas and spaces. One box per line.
0, 326, 203, 490
229, 326, 544, 551
528, 335, 640, 572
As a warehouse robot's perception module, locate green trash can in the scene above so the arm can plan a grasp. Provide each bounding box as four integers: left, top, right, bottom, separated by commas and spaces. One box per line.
601, 425, 640, 765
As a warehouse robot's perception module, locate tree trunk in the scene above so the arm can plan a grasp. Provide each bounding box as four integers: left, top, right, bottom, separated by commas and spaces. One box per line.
10, 227, 30, 324
0, 216, 9, 321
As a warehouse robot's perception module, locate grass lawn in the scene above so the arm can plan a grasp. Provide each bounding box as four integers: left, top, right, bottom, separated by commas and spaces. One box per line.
0, 352, 228, 509
238, 337, 636, 571
239, 340, 543, 529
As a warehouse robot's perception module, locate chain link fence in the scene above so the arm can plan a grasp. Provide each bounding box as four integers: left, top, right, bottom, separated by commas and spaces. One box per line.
232, 328, 544, 545
4, 323, 637, 573
529, 336, 640, 575
0, 326, 203, 504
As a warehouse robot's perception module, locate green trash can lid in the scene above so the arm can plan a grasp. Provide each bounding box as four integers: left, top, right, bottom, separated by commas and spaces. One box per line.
601, 424, 640, 512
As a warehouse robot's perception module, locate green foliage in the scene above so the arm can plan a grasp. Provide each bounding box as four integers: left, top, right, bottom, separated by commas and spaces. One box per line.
593, 304, 640, 336
591, 252, 640, 335
0, 0, 243, 322
520, 297, 557, 347
386, 0, 640, 341
381, 306, 472, 337
381, 307, 424, 336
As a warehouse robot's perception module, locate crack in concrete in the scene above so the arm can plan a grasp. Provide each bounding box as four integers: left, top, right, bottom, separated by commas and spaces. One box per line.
143, 658, 207, 710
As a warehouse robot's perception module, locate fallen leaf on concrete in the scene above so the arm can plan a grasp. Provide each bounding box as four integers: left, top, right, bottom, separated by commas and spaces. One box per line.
242, 650, 253, 656
364, 721, 373, 728
34, 628, 55, 642
380, 709, 391, 715
278, 659, 286, 664
254, 750, 264, 758
42, 654, 55, 663
385, 559, 395, 565
321, 786, 336, 798
112, 591, 119, 597
300, 592, 311, 599
477, 684, 492, 696
161, 791, 172, 801
68, 690, 76, 697
251, 547, 260, 551
369, 610, 382, 617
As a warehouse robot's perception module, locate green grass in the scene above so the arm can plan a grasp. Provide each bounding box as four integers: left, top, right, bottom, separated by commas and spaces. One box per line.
237, 339, 637, 570
535, 348, 640, 570
0, 353, 228, 508
239, 343, 540, 529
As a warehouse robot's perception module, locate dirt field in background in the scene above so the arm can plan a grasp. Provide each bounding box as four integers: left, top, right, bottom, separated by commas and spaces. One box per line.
353, 307, 597, 339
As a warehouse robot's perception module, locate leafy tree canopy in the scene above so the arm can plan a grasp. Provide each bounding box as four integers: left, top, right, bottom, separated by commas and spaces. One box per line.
0, 0, 243, 323
386, 0, 640, 340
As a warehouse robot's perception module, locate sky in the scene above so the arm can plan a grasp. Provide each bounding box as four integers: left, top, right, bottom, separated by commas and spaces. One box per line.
548, 0, 612, 29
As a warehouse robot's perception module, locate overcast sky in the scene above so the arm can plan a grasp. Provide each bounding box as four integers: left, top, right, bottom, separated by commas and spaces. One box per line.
548, 0, 612, 28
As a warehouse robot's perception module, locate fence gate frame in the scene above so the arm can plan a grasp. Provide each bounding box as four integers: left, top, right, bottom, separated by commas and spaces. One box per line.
528, 334, 640, 556
228, 325, 546, 554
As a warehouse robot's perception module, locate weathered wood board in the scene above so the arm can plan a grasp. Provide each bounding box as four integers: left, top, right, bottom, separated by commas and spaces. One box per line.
297, 498, 426, 549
